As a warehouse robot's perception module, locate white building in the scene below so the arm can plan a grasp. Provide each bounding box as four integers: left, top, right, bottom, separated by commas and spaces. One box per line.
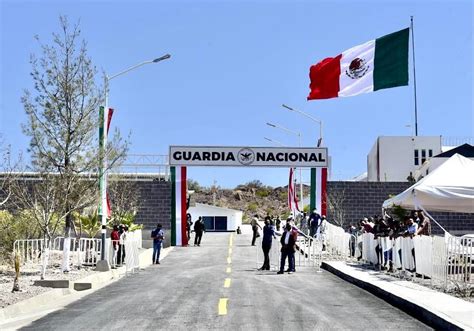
188, 203, 243, 232
414, 143, 474, 181
367, 136, 442, 182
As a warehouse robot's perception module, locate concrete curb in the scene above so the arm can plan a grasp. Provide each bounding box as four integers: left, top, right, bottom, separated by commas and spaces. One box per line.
0, 247, 173, 326
321, 262, 466, 331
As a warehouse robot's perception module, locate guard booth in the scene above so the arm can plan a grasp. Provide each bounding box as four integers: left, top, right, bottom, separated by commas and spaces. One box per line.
169, 146, 328, 246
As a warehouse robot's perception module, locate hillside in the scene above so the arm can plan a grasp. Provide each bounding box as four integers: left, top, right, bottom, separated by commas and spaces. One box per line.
189, 180, 309, 222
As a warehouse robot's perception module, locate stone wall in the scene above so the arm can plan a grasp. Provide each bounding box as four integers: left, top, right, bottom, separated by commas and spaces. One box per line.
134, 181, 172, 230
325, 181, 474, 235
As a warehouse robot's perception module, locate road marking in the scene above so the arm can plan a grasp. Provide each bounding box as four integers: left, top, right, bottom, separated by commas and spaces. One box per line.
218, 298, 228, 315
226, 267, 231, 273
229, 233, 233, 246
224, 278, 231, 288
227, 257, 231, 264
228, 247, 232, 254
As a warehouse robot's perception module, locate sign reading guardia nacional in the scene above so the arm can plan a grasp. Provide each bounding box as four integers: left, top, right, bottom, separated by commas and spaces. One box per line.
169, 146, 328, 167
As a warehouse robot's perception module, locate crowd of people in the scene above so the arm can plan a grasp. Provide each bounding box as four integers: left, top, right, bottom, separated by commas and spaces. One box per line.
346, 210, 432, 272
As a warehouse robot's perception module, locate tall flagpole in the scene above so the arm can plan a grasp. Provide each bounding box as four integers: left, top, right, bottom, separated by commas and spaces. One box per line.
411, 16, 419, 136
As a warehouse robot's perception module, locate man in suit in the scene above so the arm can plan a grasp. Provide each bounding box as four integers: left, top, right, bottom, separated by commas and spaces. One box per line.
277, 223, 296, 274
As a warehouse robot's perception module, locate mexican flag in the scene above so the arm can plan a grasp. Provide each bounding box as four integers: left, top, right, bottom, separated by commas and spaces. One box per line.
307, 28, 409, 100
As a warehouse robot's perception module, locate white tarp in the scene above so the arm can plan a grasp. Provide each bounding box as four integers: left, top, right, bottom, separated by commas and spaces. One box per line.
383, 154, 474, 213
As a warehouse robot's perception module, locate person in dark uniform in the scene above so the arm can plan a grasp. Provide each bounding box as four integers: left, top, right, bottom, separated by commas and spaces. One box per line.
277, 223, 296, 274
194, 216, 205, 246
258, 217, 276, 270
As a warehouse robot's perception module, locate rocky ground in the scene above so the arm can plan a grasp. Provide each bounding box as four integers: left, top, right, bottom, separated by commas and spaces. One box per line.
191, 183, 310, 222
0, 264, 97, 308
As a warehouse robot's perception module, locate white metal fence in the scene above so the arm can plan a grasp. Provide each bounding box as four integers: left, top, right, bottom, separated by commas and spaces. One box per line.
346, 231, 474, 291
13, 239, 48, 266
13, 230, 143, 274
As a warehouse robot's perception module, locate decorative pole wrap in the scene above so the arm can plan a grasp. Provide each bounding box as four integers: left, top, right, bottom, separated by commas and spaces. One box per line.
170, 166, 188, 246
310, 167, 328, 216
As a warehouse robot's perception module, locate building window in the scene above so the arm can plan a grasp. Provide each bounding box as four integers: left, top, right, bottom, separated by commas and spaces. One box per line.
421, 149, 426, 164
428, 149, 433, 157
414, 150, 419, 166
202, 216, 228, 231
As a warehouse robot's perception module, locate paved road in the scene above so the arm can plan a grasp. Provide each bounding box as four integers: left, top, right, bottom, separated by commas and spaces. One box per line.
23, 232, 430, 330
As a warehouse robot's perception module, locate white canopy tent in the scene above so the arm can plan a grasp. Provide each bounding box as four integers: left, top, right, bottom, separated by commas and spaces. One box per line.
383, 154, 474, 214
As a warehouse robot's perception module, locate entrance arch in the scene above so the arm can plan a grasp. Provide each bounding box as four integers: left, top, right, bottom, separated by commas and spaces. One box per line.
169, 146, 328, 246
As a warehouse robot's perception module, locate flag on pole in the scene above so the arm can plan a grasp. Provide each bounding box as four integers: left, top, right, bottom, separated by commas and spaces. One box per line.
288, 168, 300, 216
308, 28, 409, 100
106, 192, 112, 219
106, 108, 114, 135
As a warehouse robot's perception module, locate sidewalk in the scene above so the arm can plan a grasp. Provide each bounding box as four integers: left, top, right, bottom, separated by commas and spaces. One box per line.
322, 261, 474, 331
0, 247, 173, 330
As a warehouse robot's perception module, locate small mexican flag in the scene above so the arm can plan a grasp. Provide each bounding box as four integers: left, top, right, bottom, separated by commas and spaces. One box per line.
307, 28, 409, 100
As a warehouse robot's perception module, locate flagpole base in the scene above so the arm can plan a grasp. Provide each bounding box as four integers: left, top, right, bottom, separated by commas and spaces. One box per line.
95, 260, 110, 272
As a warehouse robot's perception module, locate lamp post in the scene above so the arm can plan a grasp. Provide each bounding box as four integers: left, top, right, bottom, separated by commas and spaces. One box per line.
264, 136, 286, 147
97, 54, 171, 271
282, 104, 323, 147
265, 122, 304, 206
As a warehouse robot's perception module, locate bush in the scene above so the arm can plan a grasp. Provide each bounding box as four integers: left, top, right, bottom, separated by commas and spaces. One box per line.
187, 179, 202, 192
0, 210, 39, 262
256, 188, 270, 198
247, 203, 258, 212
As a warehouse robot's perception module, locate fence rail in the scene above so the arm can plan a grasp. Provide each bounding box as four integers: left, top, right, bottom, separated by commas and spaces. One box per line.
341, 231, 473, 291
14, 231, 143, 275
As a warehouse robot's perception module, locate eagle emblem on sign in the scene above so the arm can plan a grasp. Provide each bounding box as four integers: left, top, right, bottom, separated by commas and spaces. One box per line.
345, 57, 369, 79
237, 148, 255, 165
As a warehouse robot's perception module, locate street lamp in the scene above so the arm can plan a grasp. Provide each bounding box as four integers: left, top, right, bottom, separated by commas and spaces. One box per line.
264, 137, 286, 147
265, 122, 304, 207
97, 54, 171, 271
282, 104, 323, 147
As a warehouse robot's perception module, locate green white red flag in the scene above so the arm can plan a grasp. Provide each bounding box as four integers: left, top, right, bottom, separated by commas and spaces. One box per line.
307, 28, 409, 100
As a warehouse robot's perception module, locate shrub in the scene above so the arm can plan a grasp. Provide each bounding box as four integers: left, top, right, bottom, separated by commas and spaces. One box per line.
255, 188, 270, 198
247, 203, 258, 212
0, 210, 39, 262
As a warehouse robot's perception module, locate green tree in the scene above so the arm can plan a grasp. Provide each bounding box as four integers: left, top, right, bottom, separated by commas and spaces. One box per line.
19, 16, 128, 244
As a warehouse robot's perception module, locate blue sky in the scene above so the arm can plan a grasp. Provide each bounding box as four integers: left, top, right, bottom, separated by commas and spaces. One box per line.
1, 0, 472, 188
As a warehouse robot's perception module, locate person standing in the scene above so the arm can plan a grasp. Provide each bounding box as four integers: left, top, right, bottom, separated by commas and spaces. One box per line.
194, 216, 205, 246
416, 211, 431, 236
251, 214, 262, 246
151, 223, 165, 264
111, 225, 120, 268
320, 215, 328, 251
308, 209, 321, 238
277, 223, 296, 274
259, 218, 276, 271
186, 213, 193, 243
275, 216, 281, 232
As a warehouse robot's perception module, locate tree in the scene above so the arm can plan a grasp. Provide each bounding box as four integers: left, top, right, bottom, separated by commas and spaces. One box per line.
108, 174, 141, 226
327, 188, 347, 227
0, 135, 21, 207
19, 16, 128, 274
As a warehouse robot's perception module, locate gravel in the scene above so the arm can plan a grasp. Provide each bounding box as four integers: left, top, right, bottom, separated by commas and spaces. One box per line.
0, 264, 98, 308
